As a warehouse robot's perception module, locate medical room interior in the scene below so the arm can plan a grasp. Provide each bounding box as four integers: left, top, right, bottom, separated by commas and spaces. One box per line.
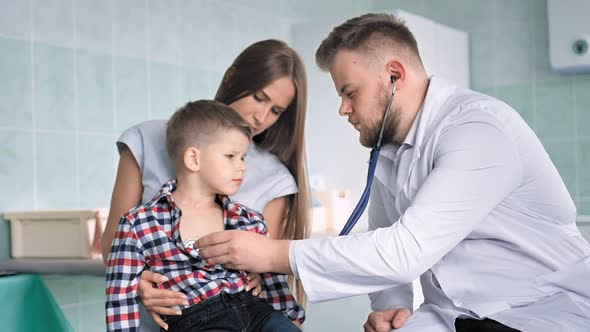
0, 0, 589, 331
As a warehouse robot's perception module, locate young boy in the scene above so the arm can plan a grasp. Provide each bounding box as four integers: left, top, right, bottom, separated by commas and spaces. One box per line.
106, 100, 304, 332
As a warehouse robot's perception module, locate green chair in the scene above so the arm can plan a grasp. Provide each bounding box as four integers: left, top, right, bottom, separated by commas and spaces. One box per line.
0, 274, 74, 332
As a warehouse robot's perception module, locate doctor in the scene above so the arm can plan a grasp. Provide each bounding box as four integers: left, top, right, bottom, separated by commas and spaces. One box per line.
198, 13, 590, 332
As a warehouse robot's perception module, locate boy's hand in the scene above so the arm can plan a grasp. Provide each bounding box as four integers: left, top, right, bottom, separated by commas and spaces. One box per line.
138, 271, 189, 330
245, 272, 264, 298
363, 307, 411, 331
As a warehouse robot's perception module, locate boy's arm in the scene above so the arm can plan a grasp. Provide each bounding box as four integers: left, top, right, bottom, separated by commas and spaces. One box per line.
247, 210, 305, 323
105, 215, 146, 332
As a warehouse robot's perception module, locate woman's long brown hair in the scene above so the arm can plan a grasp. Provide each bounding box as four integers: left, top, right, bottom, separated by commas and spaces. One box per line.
215, 39, 311, 305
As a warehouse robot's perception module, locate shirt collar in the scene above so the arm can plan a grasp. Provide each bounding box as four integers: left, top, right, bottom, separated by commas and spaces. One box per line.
402, 105, 422, 148
379, 76, 455, 161
147, 178, 177, 207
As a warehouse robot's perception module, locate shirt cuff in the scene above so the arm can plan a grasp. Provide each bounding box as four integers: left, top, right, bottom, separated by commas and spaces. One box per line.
288, 240, 300, 279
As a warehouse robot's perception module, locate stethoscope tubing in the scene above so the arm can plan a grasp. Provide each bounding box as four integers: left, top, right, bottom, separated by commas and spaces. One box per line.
339, 78, 397, 236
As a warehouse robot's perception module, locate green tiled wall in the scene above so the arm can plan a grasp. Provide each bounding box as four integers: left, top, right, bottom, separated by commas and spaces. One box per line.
0, 40, 222, 238
0, 38, 31, 128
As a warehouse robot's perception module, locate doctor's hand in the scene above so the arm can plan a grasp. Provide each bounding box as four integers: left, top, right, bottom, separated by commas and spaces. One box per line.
363, 307, 412, 331
197, 230, 292, 274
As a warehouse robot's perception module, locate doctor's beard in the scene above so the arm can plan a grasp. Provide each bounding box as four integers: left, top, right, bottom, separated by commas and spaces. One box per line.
360, 84, 400, 148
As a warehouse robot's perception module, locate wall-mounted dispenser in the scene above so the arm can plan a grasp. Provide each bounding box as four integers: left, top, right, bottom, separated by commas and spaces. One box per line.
548, 0, 590, 73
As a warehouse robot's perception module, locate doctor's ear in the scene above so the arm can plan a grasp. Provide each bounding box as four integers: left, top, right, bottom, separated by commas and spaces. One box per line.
183, 147, 201, 172
385, 59, 405, 86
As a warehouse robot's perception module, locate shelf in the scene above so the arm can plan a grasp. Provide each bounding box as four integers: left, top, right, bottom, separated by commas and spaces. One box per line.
0, 258, 104, 275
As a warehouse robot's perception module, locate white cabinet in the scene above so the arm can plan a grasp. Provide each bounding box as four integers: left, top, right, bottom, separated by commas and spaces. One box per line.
392, 9, 470, 88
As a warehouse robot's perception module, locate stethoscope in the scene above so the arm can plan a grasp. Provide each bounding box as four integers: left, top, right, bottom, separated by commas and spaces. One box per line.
339, 75, 397, 236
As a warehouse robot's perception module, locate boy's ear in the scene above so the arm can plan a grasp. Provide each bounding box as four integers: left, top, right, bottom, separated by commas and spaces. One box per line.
183, 146, 200, 172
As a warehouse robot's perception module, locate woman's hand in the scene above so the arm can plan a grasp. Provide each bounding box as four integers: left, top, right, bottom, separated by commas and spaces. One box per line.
196, 230, 292, 274
292, 320, 302, 329
138, 271, 189, 330
245, 272, 264, 298
363, 307, 412, 332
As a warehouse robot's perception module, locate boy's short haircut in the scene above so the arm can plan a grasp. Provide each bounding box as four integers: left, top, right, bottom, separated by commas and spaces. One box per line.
166, 100, 252, 167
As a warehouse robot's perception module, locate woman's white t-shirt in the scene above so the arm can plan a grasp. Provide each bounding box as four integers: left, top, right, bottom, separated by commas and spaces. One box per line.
117, 120, 298, 213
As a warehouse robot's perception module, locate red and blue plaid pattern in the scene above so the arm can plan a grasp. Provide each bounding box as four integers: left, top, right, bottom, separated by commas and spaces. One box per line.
106, 179, 304, 332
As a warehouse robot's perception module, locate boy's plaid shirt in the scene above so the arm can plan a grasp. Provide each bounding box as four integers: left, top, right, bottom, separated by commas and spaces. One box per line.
105, 179, 304, 332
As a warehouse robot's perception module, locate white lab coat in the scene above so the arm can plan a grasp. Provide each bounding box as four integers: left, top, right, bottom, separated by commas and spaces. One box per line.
290, 76, 590, 331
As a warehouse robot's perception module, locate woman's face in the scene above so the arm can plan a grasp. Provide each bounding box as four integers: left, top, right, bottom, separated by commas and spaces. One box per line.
228, 76, 295, 136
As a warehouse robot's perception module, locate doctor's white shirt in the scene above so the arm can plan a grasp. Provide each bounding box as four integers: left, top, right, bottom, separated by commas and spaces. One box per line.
290, 76, 590, 331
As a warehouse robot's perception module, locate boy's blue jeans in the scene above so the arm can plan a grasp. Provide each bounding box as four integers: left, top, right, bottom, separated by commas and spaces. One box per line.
163, 291, 301, 332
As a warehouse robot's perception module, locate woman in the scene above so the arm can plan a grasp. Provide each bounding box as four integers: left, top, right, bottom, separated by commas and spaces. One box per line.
102, 39, 311, 331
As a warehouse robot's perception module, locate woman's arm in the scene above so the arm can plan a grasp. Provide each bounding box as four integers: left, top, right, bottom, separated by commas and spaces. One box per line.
260, 196, 304, 326
102, 146, 143, 262
261, 196, 288, 240
242, 197, 287, 296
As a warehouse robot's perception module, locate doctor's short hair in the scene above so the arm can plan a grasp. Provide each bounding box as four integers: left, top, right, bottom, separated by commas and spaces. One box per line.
315, 13, 423, 70
165, 100, 252, 166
